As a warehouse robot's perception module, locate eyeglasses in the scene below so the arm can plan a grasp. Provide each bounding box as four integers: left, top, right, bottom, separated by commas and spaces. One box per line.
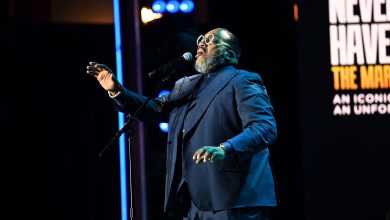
196, 33, 215, 46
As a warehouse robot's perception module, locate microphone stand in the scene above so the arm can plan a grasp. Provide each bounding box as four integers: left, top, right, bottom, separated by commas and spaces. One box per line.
98, 72, 175, 220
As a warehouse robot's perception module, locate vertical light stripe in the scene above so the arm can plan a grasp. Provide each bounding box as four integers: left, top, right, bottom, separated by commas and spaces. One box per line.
113, 0, 128, 219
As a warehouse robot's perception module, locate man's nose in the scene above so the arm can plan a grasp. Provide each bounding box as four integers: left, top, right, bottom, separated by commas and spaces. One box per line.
198, 39, 207, 47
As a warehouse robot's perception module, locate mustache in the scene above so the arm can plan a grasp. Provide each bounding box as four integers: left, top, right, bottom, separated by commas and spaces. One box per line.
195, 53, 225, 74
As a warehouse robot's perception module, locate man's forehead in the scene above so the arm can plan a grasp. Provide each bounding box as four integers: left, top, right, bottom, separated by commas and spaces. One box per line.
206, 29, 230, 40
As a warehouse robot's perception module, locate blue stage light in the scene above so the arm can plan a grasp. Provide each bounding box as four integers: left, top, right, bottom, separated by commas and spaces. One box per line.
158, 89, 171, 97
152, 0, 166, 13
166, 0, 180, 13
179, 0, 194, 13
159, 122, 169, 133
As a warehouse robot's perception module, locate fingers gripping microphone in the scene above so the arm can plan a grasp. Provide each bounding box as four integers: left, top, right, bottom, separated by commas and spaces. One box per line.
148, 52, 193, 80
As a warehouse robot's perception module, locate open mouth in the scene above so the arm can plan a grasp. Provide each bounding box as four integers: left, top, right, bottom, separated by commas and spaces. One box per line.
196, 49, 205, 58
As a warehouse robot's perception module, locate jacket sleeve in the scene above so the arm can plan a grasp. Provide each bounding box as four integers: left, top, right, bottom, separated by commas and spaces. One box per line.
111, 87, 171, 122
110, 74, 201, 122
223, 72, 277, 154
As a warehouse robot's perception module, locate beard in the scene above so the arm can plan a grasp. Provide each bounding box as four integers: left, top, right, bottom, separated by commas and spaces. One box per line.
194, 50, 225, 74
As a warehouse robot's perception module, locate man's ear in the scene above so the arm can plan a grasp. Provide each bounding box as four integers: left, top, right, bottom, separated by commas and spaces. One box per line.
225, 49, 238, 65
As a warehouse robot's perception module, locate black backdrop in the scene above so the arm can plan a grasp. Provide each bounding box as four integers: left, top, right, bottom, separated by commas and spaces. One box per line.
2, 23, 122, 220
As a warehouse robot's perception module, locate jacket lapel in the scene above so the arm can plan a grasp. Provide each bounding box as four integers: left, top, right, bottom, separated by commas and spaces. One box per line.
169, 74, 203, 102
183, 66, 238, 138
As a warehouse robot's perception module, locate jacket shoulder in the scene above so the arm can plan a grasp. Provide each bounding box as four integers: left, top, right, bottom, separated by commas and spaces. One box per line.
233, 69, 264, 85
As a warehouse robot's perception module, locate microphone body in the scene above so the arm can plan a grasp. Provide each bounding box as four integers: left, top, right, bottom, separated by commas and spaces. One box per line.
148, 52, 193, 80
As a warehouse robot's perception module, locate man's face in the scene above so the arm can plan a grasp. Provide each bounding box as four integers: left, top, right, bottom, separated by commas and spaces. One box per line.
194, 29, 226, 74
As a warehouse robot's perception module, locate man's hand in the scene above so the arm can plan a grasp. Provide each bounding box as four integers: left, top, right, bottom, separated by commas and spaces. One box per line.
86, 61, 121, 94
192, 146, 226, 164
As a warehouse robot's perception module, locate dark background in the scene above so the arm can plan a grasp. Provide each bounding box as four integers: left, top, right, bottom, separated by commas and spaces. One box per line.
1, 0, 389, 219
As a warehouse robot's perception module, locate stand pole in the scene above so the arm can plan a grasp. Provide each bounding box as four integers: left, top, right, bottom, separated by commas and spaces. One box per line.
98, 74, 173, 220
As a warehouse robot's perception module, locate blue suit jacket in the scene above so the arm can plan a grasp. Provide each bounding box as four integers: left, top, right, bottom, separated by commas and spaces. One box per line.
113, 65, 278, 211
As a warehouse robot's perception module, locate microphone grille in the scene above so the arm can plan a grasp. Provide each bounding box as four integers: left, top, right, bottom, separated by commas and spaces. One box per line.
182, 52, 193, 61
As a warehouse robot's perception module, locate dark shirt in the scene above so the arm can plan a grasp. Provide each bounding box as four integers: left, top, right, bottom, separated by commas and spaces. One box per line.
174, 72, 217, 193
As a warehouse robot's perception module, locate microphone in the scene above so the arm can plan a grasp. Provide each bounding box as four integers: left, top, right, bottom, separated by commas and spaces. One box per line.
148, 52, 193, 80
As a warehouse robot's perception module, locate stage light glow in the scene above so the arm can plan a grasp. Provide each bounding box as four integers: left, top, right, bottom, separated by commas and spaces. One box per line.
152, 0, 166, 13
179, 0, 194, 13
158, 89, 171, 97
166, 0, 180, 13
294, 3, 298, 22
159, 122, 169, 133
141, 7, 163, 24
